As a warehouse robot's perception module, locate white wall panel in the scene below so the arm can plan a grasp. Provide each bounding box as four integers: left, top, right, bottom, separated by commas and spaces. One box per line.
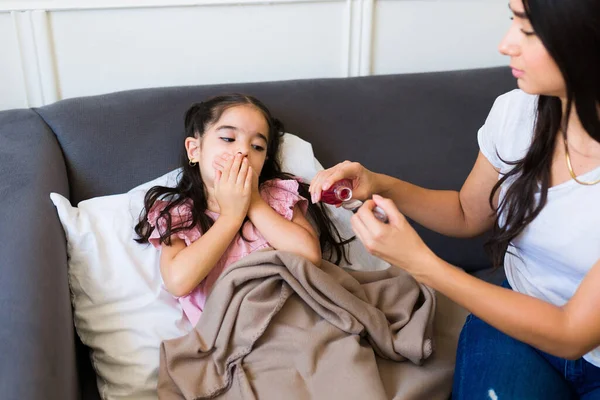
0, 0, 512, 111
0, 12, 28, 110
0, 0, 334, 12
49, 2, 345, 99
372, 0, 508, 75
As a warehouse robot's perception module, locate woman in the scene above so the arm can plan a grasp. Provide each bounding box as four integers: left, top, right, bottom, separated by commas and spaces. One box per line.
309, 0, 600, 398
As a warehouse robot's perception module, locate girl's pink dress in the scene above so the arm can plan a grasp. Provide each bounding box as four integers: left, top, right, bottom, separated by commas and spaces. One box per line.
148, 179, 308, 326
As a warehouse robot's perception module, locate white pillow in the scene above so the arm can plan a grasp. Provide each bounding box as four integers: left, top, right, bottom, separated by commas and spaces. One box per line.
50, 133, 388, 400
51, 170, 190, 400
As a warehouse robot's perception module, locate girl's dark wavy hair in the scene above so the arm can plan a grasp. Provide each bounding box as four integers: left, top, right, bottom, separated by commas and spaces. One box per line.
135, 93, 354, 264
485, 0, 600, 268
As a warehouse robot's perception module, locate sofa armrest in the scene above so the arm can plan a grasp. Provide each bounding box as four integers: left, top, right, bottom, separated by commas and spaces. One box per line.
0, 109, 78, 399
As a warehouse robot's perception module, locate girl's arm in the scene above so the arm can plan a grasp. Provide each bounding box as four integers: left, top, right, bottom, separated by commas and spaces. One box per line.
161, 152, 252, 297
211, 154, 321, 265
248, 199, 322, 267
159, 215, 243, 297
352, 197, 600, 360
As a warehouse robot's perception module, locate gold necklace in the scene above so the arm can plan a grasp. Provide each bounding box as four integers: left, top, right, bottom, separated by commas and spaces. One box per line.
563, 136, 600, 186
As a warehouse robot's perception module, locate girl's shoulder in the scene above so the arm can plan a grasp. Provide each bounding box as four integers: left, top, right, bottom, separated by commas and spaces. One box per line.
148, 198, 194, 227
261, 178, 301, 194
147, 198, 198, 248
260, 178, 308, 220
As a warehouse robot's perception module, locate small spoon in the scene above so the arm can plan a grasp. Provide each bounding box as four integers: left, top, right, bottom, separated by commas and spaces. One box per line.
341, 199, 389, 224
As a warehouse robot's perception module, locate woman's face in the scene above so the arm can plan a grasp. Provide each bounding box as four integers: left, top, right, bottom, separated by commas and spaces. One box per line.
499, 0, 565, 98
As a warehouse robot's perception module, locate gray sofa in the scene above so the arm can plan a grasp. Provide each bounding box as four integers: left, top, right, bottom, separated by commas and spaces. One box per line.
0, 67, 514, 399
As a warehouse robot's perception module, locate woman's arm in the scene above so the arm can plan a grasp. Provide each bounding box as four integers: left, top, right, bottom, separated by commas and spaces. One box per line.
426, 257, 600, 360
248, 199, 322, 266
310, 152, 500, 239
351, 196, 600, 360
373, 152, 500, 238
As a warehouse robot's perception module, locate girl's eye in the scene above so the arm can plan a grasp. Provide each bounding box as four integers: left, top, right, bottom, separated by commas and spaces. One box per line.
252, 145, 265, 151
220, 137, 234, 143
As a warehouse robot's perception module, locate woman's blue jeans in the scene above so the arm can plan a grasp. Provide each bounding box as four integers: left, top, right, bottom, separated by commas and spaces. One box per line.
452, 281, 600, 399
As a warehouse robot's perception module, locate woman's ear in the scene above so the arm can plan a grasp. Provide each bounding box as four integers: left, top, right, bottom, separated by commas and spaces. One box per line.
185, 137, 200, 162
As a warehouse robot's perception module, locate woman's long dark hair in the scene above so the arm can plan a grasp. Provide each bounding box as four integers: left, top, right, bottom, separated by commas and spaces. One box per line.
485, 0, 600, 268
135, 93, 353, 264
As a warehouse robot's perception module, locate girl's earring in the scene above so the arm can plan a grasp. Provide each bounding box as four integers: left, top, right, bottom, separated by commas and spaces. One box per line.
189, 158, 197, 167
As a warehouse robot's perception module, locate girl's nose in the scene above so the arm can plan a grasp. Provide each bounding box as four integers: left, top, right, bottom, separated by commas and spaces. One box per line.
235, 151, 248, 163
236, 147, 249, 157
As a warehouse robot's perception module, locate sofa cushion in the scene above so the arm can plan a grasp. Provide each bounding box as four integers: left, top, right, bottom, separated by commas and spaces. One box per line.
34, 68, 515, 273
0, 109, 78, 400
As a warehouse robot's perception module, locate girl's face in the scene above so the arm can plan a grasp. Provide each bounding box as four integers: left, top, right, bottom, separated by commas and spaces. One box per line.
499, 0, 565, 98
186, 105, 270, 188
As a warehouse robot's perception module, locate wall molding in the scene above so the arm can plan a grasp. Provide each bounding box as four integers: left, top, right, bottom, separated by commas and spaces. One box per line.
0, 0, 345, 12
359, 0, 373, 76
4, 0, 373, 106
0, 0, 506, 111
11, 10, 59, 107
12, 11, 43, 107
342, 0, 373, 77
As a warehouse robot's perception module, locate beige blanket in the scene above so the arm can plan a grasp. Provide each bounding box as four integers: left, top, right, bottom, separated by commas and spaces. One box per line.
158, 250, 467, 400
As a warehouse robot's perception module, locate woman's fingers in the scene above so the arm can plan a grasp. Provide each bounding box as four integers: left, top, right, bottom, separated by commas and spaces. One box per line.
321, 162, 351, 191
309, 170, 326, 200
351, 196, 403, 256
350, 211, 373, 254
372, 194, 405, 226
309, 161, 353, 203
314, 171, 342, 202
355, 200, 384, 236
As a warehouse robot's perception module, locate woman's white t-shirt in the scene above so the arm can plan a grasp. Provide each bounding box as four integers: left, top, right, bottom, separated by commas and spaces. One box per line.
478, 89, 600, 367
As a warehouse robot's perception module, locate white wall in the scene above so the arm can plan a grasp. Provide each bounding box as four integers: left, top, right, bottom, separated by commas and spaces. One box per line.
0, 12, 29, 110
0, 0, 508, 112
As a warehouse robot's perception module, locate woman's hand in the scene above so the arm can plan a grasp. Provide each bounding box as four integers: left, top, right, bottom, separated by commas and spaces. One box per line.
213, 152, 252, 221
309, 161, 376, 204
351, 194, 438, 281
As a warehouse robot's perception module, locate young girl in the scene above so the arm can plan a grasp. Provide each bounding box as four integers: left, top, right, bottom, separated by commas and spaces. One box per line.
135, 94, 350, 326
310, 0, 600, 397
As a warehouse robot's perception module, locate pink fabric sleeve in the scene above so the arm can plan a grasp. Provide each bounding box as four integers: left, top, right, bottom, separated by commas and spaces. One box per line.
147, 200, 198, 248
260, 179, 309, 221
